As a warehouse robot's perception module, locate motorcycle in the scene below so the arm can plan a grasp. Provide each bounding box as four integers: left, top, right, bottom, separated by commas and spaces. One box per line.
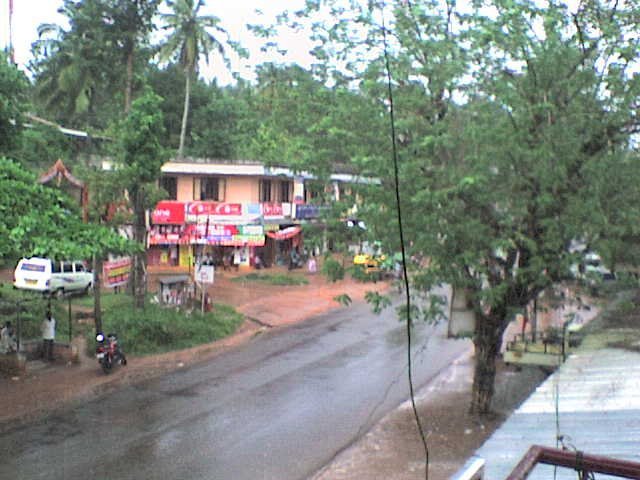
95, 332, 127, 374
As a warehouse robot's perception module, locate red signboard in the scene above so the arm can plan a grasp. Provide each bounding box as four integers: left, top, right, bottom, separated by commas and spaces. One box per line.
152, 201, 185, 224
262, 203, 283, 217
187, 202, 242, 217
103, 257, 131, 288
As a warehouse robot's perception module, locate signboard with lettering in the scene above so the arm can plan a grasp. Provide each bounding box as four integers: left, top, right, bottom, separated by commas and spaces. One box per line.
295, 204, 321, 219
103, 257, 131, 288
262, 202, 284, 218
186, 202, 242, 220
196, 264, 215, 284
151, 201, 185, 224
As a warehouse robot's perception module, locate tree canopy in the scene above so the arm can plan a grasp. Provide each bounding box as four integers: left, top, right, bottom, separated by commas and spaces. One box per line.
0, 156, 134, 262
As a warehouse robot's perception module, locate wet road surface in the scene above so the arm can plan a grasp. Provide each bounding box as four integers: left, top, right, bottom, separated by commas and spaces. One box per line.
1, 295, 470, 480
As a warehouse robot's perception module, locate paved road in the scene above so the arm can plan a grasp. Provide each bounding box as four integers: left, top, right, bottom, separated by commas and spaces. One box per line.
1, 295, 470, 480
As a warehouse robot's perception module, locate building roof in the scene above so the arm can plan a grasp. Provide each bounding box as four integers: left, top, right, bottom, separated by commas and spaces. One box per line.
474, 348, 640, 479
161, 160, 381, 185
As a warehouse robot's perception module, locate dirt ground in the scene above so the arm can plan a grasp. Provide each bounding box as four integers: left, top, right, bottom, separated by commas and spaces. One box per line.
0, 267, 551, 479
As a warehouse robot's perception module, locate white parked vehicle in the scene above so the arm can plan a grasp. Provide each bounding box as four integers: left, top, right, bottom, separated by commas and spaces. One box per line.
13, 257, 93, 296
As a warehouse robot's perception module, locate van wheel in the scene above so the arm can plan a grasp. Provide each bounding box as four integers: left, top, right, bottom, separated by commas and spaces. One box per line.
83, 283, 93, 296
55, 288, 65, 299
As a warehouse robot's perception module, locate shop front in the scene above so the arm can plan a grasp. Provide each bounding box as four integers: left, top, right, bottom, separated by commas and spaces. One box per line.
148, 201, 191, 268
148, 201, 301, 270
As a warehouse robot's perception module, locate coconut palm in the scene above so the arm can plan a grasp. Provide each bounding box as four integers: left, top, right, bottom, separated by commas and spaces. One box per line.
159, 0, 231, 158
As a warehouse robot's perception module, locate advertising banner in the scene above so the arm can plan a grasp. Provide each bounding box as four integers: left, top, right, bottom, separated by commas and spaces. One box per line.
151, 201, 185, 224
186, 202, 243, 221
103, 257, 131, 288
262, 202, 284, 218
294, 204, 321, 219
148, 225, 188, 245
195, 264, 215, 284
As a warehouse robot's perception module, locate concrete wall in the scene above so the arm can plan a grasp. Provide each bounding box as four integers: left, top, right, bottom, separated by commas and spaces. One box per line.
226, 177, 257, 202
176, 176, 192, 202
449, 288, 476, 337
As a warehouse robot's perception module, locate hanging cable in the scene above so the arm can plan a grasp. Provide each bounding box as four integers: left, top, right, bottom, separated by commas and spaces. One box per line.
379, 5, 430, 480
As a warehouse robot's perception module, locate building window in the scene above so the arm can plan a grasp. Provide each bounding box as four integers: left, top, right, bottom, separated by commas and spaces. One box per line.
160, 176, 177, 200
280, 181, 291, 202
199, 177, 224, 201
259, 179, 272, 202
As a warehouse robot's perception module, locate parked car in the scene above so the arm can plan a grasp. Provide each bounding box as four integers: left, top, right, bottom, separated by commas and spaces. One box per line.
13, 257, 93, 296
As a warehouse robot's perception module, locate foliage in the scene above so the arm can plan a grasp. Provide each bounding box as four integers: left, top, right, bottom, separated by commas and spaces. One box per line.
112, 86, 166, 185
86, 299, 243, 355
364, 290, 391, 314
333, 294, 352, 306
110, 86, 166, 308
0, 157, 134, 261
29, 0, 160, 128
349, 265, 381, 283
0, 52, 29, 156
14, 125, 76, 172
322, 256, 345, 283
286, 0, 640, 415
232, 273, 309, 286
158, 0, 245, 157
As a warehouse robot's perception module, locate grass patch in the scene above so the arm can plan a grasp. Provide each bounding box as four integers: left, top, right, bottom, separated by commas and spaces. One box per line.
85, 296, 244, 356
72, 291, 131, 310
232, 272, 309, 286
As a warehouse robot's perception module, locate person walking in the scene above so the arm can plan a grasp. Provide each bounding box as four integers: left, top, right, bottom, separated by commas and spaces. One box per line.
42, 311, 56, 361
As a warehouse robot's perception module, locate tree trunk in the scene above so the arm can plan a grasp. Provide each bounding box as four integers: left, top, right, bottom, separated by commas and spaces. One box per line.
178, 71, 191, 159
470, 313, 502, 414
93, 255, 102, 334
133, 187, 147, 309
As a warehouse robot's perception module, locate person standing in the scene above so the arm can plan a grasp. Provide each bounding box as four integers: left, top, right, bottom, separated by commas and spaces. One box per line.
42, 311, 56, 361
0, 321, 16, 353
233, 248, 241, 271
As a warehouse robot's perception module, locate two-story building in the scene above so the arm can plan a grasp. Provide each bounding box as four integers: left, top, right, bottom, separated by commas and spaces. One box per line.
149, 159, 332, 271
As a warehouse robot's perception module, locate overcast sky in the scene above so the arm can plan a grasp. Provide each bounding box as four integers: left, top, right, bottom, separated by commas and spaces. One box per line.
0, 0, 315, 84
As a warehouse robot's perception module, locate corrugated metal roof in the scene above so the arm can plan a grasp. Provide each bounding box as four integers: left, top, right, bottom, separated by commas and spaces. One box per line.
474, 348, 640, 479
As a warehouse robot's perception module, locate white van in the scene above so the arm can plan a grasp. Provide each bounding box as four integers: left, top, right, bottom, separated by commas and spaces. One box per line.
13, 257, 93, 295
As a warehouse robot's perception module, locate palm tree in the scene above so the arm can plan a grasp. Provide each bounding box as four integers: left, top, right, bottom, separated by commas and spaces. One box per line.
159, 0, 230, 158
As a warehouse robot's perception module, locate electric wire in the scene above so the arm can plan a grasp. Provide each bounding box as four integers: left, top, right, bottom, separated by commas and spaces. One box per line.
380, 7, 430, 480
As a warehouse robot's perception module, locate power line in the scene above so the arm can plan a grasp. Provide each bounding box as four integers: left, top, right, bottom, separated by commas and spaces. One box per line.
379, 3, 430, 479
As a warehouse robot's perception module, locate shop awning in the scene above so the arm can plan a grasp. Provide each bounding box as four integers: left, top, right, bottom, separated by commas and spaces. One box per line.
265, 226, 301, 241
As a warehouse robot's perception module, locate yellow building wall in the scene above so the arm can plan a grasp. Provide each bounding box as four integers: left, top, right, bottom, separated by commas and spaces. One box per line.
176, 176, 193, 202
169, 174, 271, 203
226, 177, 259, 203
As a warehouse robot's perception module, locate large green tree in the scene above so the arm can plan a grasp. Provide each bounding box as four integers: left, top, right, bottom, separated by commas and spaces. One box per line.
111, 87, 166, 309
0, 52, 29, 157
30, 0, 160, 129
0, 156, 133, 263
285, 0, 640, 414
158, 0, 243, 158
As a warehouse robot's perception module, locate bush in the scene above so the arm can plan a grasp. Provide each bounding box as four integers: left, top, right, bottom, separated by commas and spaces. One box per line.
349, 265, 381, 283
322, 257, 345, 282
86, 299, 243, 356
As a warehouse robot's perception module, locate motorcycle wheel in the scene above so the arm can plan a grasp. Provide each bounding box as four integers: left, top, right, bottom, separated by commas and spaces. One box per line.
101, 356, 113, 374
